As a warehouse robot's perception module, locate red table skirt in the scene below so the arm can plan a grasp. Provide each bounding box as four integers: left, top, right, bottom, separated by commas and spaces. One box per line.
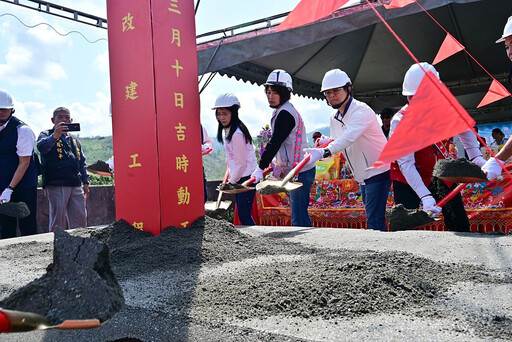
246, 178, 512, 234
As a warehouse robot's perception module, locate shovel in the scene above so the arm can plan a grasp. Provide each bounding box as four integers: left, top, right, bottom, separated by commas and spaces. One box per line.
205, 166, 232, 211
0, 308, 100, 333
0, 202, 30, 218
387, 182, 469, 231
433, 158, 488, 183
218, 167, 273, 194
256, 154, 311, 195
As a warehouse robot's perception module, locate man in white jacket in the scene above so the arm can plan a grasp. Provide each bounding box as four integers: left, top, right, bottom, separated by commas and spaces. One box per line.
389, 63, 485, 232
305, 69, 391, 231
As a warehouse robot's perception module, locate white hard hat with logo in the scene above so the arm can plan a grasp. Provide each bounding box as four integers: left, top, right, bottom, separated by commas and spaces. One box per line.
265, 69, 293, 91
402, 62, 440, 96
321, 69, 352, 92
0, 89, 14, 109
496, 15, 512, 43
212, 93, 240, 109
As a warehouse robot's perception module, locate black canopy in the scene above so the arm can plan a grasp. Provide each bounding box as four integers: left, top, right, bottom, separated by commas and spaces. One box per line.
197, 0, 512, 123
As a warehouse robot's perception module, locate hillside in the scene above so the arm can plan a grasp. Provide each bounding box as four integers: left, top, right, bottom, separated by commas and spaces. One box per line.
78, 127, 331, 181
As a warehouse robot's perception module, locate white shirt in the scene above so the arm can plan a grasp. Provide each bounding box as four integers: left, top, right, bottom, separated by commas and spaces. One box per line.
223, 127, 257, 183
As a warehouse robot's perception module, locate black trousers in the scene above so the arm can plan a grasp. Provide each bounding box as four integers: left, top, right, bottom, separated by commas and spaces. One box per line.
393, 178, 470, 232
0, 187, 38, 239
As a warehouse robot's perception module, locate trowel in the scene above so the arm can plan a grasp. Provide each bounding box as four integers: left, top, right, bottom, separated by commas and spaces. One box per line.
387, 182, 467, 231
0, 308, 100, 333
256, 154, 311, 195
218, 167, 272, 195
205, 166, 232, 211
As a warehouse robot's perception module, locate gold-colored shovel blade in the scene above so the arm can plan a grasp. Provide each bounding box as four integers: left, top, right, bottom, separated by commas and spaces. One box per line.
256, 179, 303, 195
204, 200, 232, 211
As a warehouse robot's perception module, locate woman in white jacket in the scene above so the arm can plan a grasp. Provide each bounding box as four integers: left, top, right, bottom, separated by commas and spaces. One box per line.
213, 93, 258, 225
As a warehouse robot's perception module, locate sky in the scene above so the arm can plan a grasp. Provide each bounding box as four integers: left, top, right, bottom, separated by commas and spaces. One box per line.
0, 0, 340, 140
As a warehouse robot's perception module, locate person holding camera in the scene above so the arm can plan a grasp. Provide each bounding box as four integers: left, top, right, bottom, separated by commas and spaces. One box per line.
37, 106, 89, 231
0, 89, 38, 239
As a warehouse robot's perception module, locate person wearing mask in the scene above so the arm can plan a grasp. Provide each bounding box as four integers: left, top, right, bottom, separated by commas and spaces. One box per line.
389, 63, 485, 232
379, 108, 394, 139
213, 93, 257, 225
251, 69, 316, 227
303, 69, 391, 231
37, 107, 89, 231
0, 89, 38, 238
483, 15, 512, 179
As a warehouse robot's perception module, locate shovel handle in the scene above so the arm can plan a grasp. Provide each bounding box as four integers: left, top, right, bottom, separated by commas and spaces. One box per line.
280, 154, 311, 187
436, 183, 467, 208
56, 319, 101, 329
201, 148, 212, 155
242, 167, 272, 187
215, 166, 230, 209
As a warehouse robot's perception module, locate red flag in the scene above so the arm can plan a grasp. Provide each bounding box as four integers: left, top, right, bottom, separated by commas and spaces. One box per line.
477, 80, 511, 108
383, 0, 415, 9
276, 0, 350, 32
373, 71, 475, 168
433, 33, 465, 65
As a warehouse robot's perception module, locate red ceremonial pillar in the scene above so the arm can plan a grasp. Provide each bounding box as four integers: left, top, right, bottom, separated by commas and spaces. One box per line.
106, 0, 203, 234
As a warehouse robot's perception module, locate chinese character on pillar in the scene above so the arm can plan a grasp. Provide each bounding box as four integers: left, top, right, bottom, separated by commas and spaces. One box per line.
107, 0, 202, 235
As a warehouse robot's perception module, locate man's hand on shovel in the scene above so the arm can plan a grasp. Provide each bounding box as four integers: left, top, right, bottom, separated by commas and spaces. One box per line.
421, 195, 442, 218
0, 188, 13, 204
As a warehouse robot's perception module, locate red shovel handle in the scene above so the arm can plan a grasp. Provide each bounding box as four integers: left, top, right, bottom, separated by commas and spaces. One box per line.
243, 167, 272, 187
436, 183, 467, 208
201, 148, 212, 155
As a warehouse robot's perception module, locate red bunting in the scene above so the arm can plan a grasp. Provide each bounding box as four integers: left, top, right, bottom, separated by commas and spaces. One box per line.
477, 80, 511, 108
433, 33, 465, 65
276, 0, 350, 32
383, 0, 415, 9
373, 70, 475, 168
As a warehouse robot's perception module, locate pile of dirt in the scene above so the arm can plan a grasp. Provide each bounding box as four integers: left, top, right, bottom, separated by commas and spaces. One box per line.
94, 217, 510, 340
0, 201, 30, 218
257, 184, 288, 195
433, 158, 487, 181
87, 160, 111, 173
386, 204, 434, 231
0, 228, 124, 325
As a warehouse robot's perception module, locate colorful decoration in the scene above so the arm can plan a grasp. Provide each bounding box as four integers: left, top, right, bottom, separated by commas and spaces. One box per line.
255, 178, 512, 233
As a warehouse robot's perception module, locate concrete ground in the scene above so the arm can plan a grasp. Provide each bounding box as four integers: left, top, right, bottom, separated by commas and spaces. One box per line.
0, 225, 511, 342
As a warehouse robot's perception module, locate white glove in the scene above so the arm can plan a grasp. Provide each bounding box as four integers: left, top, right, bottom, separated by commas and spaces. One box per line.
251, 167, 264, 183
422, 195, 442, 218
303, 148, 324, 168
201, 144, 210, 153
471, 156, 486, 168
481, 157, 503, 180
0, 188, 13, 204
106, 156, 114, 171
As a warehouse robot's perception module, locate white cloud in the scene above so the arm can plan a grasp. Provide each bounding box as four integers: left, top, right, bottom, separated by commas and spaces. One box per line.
92, 50, 109, 73
13, 92, 111, 138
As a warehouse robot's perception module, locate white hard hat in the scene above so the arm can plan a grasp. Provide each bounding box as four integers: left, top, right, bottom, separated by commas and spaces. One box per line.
212, 93, 240, 109
496, 15, 512, 43
321, 69, 352, 92
265, 69, 293, 91
402, 62, 440, 96
0, 89, 14, 109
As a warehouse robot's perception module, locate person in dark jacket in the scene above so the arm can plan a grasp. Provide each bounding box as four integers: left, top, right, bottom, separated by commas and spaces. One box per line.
0, 89, 38, 238
37, 107, 89, 231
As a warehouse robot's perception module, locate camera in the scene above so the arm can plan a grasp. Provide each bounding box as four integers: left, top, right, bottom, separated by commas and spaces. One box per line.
62, 123, 81, 131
